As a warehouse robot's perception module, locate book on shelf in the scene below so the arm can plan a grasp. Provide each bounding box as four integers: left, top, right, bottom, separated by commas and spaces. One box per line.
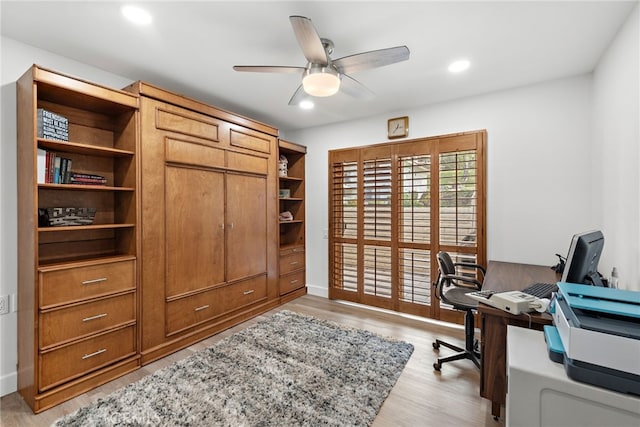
37, 149, 47, 184
39, 149, 110, 185
70, 172, 107, 185
37, 108, 69, 141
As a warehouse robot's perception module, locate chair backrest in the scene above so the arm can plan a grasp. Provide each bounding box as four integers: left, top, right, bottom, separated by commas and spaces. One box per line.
437, 251, 455, 277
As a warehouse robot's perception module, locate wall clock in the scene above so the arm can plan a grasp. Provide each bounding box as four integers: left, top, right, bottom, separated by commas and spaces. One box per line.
388, 116, 408, 139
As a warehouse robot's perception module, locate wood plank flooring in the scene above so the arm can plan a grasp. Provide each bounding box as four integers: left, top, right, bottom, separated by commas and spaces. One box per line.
1, 295, 504, 426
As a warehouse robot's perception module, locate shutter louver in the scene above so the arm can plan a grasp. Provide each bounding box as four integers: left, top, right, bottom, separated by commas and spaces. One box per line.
332, 161, 358, 239
399, 155, 431, 244
439, 150, 477, 247
399, 248, 431, 305
363, 158, 392, 241
363, 245, 392, 298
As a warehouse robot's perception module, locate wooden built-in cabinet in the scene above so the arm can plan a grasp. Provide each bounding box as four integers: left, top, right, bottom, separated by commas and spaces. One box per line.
123, 82, 280, 364
17, 65, 140, 413
278, 140, 307, 301
16, 66, 307, 414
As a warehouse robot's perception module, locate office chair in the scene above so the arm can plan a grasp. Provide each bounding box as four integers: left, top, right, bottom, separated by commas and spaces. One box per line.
432, 251, 485, 371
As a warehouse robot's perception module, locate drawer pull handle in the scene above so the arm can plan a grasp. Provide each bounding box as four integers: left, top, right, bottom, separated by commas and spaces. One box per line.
82, 277, 107, 285
290, 261, 299, 265
194, 305, 209, 312
82, 313, 107, 322
82, 348, 106, 360
243, 289, 255, 295
290, 280, 299, 284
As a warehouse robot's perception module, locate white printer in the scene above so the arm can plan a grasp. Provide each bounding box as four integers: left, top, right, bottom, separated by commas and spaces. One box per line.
544, 282, 640, 395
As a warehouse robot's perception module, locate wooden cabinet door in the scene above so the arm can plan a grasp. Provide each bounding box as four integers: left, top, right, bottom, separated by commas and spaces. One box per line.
225, 173, 267, 282
165, 165, 225, 297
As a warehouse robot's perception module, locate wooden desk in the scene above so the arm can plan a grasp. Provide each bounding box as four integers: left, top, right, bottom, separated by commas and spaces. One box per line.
479, 261, 559, 418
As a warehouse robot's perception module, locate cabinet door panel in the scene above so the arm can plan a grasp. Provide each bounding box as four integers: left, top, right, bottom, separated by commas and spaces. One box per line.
226, 173, 267, 281
166, 166, 225, 297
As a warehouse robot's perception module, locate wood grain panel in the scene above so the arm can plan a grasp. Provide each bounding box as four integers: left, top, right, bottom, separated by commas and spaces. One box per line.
226, 173, 267, 281
279, 251, 305, 276
165, 166, 225, 297
39, 258, 135, 308
40, 292, 135, 349
39, 326, 136, 392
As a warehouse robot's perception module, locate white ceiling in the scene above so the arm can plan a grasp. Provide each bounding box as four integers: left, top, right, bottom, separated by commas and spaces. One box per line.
1, 1, 636, 132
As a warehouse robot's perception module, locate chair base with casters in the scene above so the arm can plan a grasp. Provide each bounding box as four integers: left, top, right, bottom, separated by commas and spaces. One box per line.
432, 309, 480, 371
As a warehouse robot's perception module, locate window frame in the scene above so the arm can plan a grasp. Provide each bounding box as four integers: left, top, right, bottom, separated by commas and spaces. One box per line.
329, 130, 487, 322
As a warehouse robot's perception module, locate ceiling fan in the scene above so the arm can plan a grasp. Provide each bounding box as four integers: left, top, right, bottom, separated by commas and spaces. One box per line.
233, 16, 410, 106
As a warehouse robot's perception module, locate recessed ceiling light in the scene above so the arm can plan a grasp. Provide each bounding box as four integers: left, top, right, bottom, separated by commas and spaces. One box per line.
299, 100, 314, 110
121, 5, 152, 25
448, 60, 470, 73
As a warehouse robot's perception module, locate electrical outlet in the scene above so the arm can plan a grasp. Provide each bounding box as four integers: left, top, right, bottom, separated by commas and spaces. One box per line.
0, 295, 9, 315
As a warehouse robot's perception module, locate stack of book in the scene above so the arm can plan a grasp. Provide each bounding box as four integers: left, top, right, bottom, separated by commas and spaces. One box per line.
70, 173, 107, 185
37, 108, 69, 141
36, 149, 107, 185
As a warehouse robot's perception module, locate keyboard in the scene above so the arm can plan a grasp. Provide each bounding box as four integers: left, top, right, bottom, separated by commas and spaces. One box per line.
521, 282, 558, 299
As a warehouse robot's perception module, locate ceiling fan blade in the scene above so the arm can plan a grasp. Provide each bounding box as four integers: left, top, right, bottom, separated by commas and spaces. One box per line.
340, 74, 375, 100
288, 85, 312, 106
289, 15, 328, 65
233, 65, 305, 74
333, 46, 410, 74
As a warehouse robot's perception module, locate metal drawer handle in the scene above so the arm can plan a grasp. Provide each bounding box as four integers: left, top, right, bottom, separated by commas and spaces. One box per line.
82, 348, 106, 360
243, 289, 255, 295
194, 305, 209, 312
290, 261, 299, 265
82, 277, 107, 285
82, 313, 107, 322
290, 280, 299, 284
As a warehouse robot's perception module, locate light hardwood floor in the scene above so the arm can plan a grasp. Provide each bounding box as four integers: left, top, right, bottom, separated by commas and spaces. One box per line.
1, 295, 504, 426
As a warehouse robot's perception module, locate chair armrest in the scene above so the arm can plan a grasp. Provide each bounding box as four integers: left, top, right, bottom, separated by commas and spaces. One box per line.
446, 274, 482, 289
453, 262, 486, 275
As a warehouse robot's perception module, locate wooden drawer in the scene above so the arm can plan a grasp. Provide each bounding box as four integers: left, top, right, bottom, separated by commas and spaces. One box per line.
39, 325, 136, 392
279, 246, 305, 257
280, 270, 305, 295
279, 251, 305, 275
39, 258, 135, 308
165, 287, 225, 336
40, 292, 136, 349
221, 275, 267, 313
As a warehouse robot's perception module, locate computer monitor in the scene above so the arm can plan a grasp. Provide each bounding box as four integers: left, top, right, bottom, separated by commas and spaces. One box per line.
561, 230, 605, 286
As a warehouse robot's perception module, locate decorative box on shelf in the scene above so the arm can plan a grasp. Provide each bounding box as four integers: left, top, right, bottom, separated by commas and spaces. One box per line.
279, 189, 291, 198
38, 207, 97, 227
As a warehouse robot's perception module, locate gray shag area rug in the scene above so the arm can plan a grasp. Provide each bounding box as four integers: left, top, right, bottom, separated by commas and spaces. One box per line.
53, 310, 414, 427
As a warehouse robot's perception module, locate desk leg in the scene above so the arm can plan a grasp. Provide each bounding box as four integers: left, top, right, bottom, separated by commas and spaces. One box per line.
480, 312, 508, 418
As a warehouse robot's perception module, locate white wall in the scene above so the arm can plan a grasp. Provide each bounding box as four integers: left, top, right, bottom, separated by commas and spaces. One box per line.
284, 75, 598, 297
0, 37, 134, 396
592, 4, 640, 291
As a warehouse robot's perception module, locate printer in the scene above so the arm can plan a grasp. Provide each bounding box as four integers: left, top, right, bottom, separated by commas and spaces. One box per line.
544, 282, 640, 395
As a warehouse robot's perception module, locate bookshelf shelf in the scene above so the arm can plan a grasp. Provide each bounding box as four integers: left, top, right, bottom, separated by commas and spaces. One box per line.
38, 139, 135, 157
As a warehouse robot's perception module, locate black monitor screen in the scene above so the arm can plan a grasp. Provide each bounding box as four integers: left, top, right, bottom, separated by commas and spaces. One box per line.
561, 230, 605, 286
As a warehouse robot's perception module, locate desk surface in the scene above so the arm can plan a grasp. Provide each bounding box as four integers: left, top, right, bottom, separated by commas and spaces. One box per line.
483, 260, 559, 292
479, 260, 560, 418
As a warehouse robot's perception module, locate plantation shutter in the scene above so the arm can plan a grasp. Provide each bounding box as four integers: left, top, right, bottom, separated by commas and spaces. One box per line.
330, 151, 358, 294
398, 153, 432, 308
329, 131, 486, 321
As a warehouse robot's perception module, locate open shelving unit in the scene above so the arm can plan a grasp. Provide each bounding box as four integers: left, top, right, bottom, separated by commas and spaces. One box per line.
278, 140, 307, 299
17, 65, 140, 412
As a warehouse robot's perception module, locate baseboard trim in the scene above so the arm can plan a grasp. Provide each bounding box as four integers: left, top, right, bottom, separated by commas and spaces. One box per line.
0, 371, 17, 397
305, 283, 328, 298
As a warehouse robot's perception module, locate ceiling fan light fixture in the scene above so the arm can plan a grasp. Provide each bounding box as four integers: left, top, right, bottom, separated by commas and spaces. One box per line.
302, 66, 340, 97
